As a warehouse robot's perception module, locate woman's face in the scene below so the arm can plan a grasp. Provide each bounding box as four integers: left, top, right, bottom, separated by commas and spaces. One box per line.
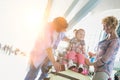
76, 30, 85, 40
103, 23, 112, 34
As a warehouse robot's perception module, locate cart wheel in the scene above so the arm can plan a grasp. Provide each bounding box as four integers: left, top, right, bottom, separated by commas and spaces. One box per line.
78, 67, 83, 73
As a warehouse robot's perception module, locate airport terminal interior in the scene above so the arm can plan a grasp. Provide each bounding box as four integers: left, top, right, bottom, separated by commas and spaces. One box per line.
0, 0, 120, 80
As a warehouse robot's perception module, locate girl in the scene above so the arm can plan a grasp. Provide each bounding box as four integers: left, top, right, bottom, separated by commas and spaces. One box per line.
64, 29, 88, 74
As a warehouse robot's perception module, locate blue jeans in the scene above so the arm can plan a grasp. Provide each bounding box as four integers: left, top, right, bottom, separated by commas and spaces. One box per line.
24, 57, 51, 80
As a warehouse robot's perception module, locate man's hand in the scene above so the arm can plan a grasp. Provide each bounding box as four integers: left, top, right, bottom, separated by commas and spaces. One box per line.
53, 62, 61, 72
46, 48, 52, 54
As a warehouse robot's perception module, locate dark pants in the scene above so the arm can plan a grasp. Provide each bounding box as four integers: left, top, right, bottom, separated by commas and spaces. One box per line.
24, 57, 51, 80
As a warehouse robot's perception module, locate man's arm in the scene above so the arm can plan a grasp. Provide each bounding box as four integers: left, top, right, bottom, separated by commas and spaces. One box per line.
46, 47, 61, 72
63, 36, 70, 42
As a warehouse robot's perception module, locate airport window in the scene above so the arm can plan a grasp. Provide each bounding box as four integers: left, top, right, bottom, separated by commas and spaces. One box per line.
117, 20, 120, 38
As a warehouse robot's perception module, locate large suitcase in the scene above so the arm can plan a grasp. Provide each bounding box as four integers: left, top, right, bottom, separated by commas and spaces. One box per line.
49, 70, 91, 80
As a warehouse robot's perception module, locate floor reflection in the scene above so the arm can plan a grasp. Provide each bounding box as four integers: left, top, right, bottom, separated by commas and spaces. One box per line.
0, 54, 28, 80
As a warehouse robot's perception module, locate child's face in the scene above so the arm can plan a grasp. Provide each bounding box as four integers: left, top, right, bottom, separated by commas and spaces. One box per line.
76, 30, 85, 40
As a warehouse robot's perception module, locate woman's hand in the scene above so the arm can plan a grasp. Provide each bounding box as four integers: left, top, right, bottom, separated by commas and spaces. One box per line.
85, 58, 94, 66
85, 58, 90, 66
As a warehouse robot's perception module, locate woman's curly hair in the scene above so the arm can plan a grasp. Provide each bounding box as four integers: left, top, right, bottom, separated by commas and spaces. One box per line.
102, 16, 118, 30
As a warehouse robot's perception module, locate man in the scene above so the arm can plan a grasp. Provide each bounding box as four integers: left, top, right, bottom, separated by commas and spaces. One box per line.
25, 17, 68, 80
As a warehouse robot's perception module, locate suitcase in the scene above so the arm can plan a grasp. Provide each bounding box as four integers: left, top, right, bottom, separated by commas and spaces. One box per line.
49, 70, 91, 80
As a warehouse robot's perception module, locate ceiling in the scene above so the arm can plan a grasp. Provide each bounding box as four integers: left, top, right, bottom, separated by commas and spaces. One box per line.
48, 0, 120, 29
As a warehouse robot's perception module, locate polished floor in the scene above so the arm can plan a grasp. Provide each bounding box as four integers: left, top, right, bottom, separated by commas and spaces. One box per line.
0, 53, 118, 80
0, 53, 27, 80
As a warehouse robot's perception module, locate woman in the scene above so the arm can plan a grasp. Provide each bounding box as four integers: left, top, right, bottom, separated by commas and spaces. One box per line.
87, 16, 120, 80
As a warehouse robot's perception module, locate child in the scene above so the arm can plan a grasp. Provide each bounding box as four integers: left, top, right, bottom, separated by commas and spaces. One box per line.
64, 29, 89, 74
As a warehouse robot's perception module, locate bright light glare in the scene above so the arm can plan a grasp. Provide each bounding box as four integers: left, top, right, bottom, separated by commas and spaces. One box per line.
0, 0, 47, 80
13, 0, 48, 55
25, 7, 45, 36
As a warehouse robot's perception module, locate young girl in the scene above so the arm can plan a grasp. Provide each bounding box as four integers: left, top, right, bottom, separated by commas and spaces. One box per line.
64, 29, 89, 74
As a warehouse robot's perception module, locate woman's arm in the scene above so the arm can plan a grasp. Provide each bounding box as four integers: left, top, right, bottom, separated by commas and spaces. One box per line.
88, 39, 119, 67
94, 39, 119, 67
